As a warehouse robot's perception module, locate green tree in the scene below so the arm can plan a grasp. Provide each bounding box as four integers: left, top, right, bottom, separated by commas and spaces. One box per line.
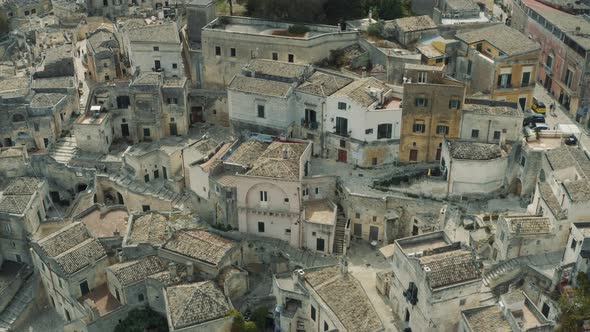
378, 0, 403, 19
114, 308, 168, 332
558, 272, 590, 331
244, 321, 258, 332
251, 307, 268, 330
231, 309, 246, 332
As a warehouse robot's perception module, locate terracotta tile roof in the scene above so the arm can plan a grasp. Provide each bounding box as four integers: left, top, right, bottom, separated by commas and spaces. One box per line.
449, 141, 503, 160
245, 59, 309, 80
296, 72, 353, 97
417, 44, 444, 58
563, 180, 590, 203
245, 141, 308, 179
0, 195, 33, 214
166, 281, 231, 329
305, 266, 383, 332
107, 256, 167, 286
38, 222, 90, 257
225, 141, 269, 167
333, 77, 390, 108
3, 177, 42, 195
390, 15, 437, 32
127, 213, 171, 246
162, 230, 235, 266
228, 75, 292, 98
419, 249, 481, 289
463, 305, 512, 332
304, 265, 339, 287
54, 238, 106, 275
126, 22, 180, 43
538, 182, 564, 217
456, 24, 539, 56
504, 215, 551, 234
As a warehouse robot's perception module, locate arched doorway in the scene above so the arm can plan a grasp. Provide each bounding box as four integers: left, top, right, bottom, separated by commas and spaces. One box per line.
116, 192, 124, 205
77, 183, 88, 192
510, 178, 522, 195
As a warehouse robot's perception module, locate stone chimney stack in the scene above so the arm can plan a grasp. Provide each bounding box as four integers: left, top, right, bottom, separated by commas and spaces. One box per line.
186, 261, 194, 281
117, 250, 125, 263
113, 227, 120, 237
282, 146, 289, 159
361, 67, 367, 78
169, 262, 177, 278
87, 253, 96, 267
339, 256, 348, 276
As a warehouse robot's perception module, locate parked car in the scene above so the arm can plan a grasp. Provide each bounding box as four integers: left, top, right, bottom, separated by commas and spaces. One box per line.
523, 114, 545, 126
529, 122, 549, 131
565, 135, 578, 146
531, 98, 547, 114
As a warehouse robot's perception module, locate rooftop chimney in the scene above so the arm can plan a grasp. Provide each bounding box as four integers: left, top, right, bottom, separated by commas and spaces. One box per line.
361, 67, 367, 78
186, 261, 194, 281
339, 256, 348, 276
117, 250, 124, 263
282, 146, 289, 159
87, 253, 96, 267
169, 262, 177, 278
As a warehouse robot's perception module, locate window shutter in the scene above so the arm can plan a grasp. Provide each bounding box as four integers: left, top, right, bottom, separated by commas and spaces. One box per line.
415, 99, 419, 106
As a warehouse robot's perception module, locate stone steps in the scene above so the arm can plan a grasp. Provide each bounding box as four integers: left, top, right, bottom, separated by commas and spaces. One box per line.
332, 209, 347, 255
483, 259, 519, 286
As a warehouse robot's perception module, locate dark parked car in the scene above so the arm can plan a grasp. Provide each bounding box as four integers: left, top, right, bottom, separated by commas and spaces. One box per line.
523, 114, 545, 126
565, 135, 578, 146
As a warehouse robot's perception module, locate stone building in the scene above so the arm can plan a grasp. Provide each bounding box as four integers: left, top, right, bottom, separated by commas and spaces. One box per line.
35, 45, 75, 79
454, 24, 541, 111
198, 16, 358, 88
105, 255, 167, 307
122, 212, 174, 259
0, 146, 29, 178
433, 0, 483, 24
491, 215, 564, 261
325, 77, 403, 167
85, 0, 128, 19
460, 290, 554, 332
272, 264, 383, 332
0, 177, 49, 264
164, 281, 234, 332
440, 139, 512, 195
0, 0, 51, 23
1, 77, 76, 152
561, 222, 590, 286
460, 100, 524, 143
400, 64, 466, 162
511, 0, 590, 124
389, 231, 482, 331
159, 229, 239, 278
86, 28, 125, 82
73, 105, 113, 154
30, 222, 113, 325
383, 16, 438, 48
123, 22, 184, 78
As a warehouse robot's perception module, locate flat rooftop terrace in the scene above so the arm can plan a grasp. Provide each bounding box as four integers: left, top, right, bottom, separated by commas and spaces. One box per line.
76, 110, 109, 125
304, 199, 336, 225
205, 17, 344, 39
397, 232, 452, 255
79, 207, 129, 238
79, 284, 121, 318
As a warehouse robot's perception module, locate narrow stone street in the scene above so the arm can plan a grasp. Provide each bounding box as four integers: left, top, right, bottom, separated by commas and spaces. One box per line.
347, 241, 399, 332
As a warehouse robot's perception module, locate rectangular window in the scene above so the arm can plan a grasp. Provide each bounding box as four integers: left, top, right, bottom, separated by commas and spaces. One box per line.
522, 71, 531, 87
436, 125, 449, 135
257, 105, 265, 118
571, 238, 577, 250
415, 98, 428, 107
258, 222, 265, 233
418, 72, 427, 83
288, 54, 294, 63
311, 305, 316, 321
272, 52, 278, 61
520, 156, 526, 167
471, 129, 479, 138
459, 299, 466, 306
493, 131, 501, 139
153, 46, 159, 51
413, 123, 425, 133
467, 60, 472, 75
335, 117, 348, 136
546, 54, 553, 69
324, 322, 329, 331
497, 73, 512, 88
215, 46, 221, 56
172, 63, 178, 69
260, 191, 268, 202
154, 60, 161, 70
449, 99, 460, 109
365, 128, 373, 134
138, 294, 144, 302
377, 123, 392, 139
315, 187, 319, 194
142, 205, 150, 212
338, 102, 347, 110
143, 128, 151, 137
230, 48, 236, 57
565, 69, 574, 88
167, 98, 178, 104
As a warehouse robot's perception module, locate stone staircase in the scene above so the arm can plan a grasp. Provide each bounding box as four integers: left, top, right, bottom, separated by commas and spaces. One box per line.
332, 205, 347, 255
47, 137, 78, 165
482, 259, 520, 286
181, 49, 192, 81
104, 173, 190, 210
0, 272, 36, 331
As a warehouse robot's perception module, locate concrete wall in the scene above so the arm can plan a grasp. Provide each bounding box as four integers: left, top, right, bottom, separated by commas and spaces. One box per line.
460, 111, 523, 143
74, 114, 113, 154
